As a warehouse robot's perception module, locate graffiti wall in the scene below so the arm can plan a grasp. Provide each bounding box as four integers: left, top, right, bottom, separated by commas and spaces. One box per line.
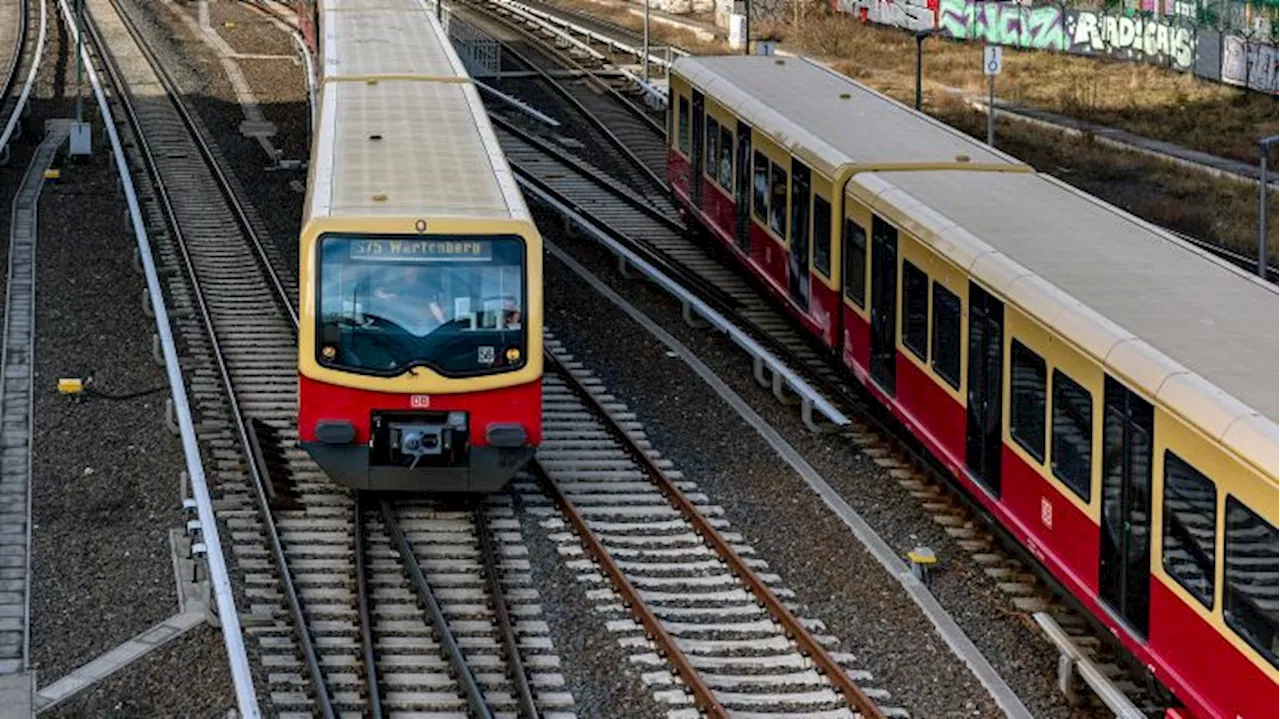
833, 0, 1279, 92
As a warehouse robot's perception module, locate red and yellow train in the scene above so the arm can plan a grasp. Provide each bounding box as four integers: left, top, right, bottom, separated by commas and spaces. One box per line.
668, 55, 1278, 718
296, 0, 543, 491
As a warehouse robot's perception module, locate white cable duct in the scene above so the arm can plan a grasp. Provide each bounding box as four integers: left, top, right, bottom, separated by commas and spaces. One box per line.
57, 2, 261, 715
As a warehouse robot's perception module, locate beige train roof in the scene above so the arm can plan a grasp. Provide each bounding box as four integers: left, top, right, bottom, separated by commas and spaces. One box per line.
853, 169, 1278, 478
308, 0, 527, 221
672, 55, 1023, 177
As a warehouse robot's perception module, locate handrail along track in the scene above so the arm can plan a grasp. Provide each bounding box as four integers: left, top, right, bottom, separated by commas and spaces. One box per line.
78, 0, 331, 713
1, 0, 48, 163
61, 0, 260, 714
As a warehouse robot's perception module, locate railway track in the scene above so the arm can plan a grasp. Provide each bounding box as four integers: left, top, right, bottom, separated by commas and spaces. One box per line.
453, 0, 669, 198
83, 0, 565, 716
529, 336, 904, 718
1, 0, 46, 164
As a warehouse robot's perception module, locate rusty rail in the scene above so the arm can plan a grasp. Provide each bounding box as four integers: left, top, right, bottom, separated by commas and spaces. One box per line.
539, 350, 889, 718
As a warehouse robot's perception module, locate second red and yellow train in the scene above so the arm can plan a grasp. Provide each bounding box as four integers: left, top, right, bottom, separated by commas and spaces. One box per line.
667, 54, 1278, 719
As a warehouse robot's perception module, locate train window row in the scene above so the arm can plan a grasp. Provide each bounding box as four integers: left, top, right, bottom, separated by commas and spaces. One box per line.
704, 118, 733, 191
891, 252, 963, 392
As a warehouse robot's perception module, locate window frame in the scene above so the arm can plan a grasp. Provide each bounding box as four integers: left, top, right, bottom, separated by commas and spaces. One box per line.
752, 151, 768, 222
704, 115, 720, 180
1050, 370, 1092, 501
1223, 495, 1279, 667
768, 162, 788, 238
1009, 339, 1048, 463
843, 218, 866, 307
1161, 451, 1216, 610
901, 260, 929, 362
931, 283, 961, 389
718, 125, 734, 191
812, 195, 832, 279
677, 95, 689, 154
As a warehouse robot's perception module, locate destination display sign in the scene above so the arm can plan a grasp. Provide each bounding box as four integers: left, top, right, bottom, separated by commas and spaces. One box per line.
348, 238, 493, 262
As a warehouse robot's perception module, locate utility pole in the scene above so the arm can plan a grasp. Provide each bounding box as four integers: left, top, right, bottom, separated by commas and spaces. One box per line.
1259, 135, 1277, 279
743, 0, 751, 55
74, 0, 84, 123
913, 29, 933, 111
643, 0, 650, 83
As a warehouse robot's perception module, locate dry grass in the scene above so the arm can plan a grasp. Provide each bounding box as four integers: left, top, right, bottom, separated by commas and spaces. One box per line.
544, 0, 1277, 258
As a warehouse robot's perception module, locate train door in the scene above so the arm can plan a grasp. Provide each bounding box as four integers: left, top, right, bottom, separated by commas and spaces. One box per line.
734, 122, 753, 253
691, 90, 705, 208
868, 216, 896, 394
789, 159, 811, 309
965, 283, 1003, 495
1099, 377, 1154, 638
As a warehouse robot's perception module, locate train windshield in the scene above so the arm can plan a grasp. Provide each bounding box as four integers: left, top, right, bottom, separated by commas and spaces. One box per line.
316, 235, 526, 377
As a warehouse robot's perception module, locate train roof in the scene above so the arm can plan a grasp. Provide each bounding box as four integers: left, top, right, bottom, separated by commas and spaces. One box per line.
852, 169, 1278, 475
308, 0, 528, 222
672, 55, 1024, 176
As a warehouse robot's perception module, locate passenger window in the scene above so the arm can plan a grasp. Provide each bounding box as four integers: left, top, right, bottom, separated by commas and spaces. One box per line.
1051, 370, 1092, 500
752, 151, 768, 222
931, 284, 961, 389
813, 196, 832, 278
1162, 453, 1216, 609
718, 126, 733, 190
677, 96, 689, 154
768, 163, 787, 237
1010, 340, 1047, 462
1223, 496, 1278, 667
705, 117, 719, 178
901, 261, 928, 361
843, 219, 866, 307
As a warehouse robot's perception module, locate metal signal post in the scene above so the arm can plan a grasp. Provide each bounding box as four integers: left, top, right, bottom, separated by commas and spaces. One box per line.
1260, 134, 1278, 278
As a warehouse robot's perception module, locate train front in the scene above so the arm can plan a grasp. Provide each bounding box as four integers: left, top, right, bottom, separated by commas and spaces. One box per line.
297, 223, 543, 492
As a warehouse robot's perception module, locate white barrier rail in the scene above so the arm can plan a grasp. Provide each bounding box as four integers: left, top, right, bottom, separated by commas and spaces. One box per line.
488, 0, 673, 105
515, 174, 850, 431
61, 2, 260, 716
0, 0, 48, 163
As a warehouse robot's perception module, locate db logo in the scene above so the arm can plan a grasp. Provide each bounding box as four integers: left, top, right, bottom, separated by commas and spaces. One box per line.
410, 395, 431, 408
1040, 497, 1053, 529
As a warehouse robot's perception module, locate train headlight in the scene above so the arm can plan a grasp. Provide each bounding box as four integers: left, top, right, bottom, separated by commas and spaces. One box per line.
322, 345, 337, 359
505, 347, 521, 363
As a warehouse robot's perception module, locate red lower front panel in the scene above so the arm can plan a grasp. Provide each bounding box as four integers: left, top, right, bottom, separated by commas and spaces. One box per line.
298, 374, 542, 448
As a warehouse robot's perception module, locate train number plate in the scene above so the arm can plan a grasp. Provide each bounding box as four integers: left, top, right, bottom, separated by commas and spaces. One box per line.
410, 395, 431, 409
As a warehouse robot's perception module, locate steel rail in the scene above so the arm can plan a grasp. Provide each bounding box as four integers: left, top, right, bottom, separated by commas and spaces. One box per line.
62, 1, 261, 715
1, 0, 46, 162
485, 0, 678, 105
517, 175, 850, 428
541, 350, 889, 718
476, 507, 540, 719
526, 457, 727, 717
105, 0, 298, 326
455, 0, 667, 193
80, 2, 333, 715
378, 501, 494, 719
355, 497, 384, 719
489, 117, 743, 312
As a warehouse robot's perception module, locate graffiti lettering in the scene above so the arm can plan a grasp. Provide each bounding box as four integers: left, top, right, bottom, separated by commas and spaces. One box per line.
1221, 34, 1280, 91
837, 0, 936, 32
1068, 11, 1195, 69
937, 0, 1067, 50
